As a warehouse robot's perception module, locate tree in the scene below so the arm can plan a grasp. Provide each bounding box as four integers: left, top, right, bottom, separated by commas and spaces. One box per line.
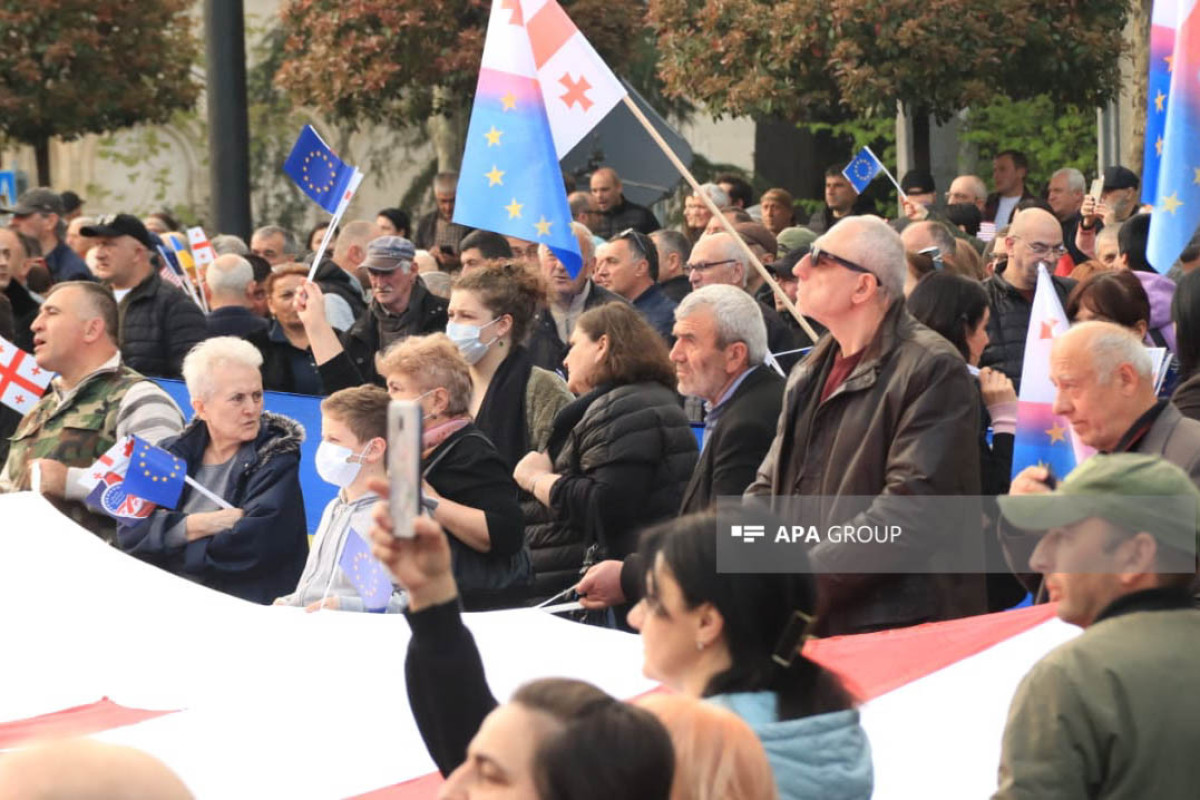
0, 0, 200, 186
275, 0, 645, 173
648, 0, 1129, 125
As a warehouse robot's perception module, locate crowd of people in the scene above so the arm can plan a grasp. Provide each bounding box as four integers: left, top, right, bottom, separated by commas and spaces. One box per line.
2, 151, 1198, 798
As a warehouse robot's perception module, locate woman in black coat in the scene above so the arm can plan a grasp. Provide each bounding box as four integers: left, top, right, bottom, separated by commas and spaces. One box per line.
117, 337, 308, 604
514, 302, 698, 601
379, 333, 528, 609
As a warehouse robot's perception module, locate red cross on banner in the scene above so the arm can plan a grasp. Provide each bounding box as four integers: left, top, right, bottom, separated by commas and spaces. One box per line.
0, 336, 51, 415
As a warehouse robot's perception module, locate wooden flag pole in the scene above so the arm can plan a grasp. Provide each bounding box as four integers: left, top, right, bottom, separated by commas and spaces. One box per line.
619, 96, 819, 343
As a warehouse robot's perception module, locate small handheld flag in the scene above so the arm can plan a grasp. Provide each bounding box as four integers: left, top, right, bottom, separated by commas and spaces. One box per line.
843, 147, 884, 194
337, 529, 393, 612
186, 227, 217, 271
122, 436, 188, 509
284, 126, 361, 216
0, 336, 52, 415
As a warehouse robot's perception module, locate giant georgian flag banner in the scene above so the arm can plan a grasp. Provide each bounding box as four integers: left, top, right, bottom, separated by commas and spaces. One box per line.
454, 0, 625, 277
0, 493, 1078, 799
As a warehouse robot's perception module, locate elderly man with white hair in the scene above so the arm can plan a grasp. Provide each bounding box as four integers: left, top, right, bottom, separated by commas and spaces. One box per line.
204, 253, 270, 339
117, 336, 308, 604
686, 231, 803, 360
1012, 321, 1200, 493
576, 284, 785, 611
747, 215, 986, 636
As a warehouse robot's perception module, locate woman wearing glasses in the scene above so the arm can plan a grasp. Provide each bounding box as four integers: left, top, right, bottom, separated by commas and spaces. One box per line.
513, 302, 698, 601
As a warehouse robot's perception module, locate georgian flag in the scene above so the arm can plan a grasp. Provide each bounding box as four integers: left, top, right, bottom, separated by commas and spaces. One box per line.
0, 336, 52, 415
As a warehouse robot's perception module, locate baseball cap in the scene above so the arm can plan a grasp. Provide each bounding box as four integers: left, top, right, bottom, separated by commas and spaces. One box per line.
734, 222, 778, 257
1102, 166, 1140, 192
997, 453, 1200, 556
900, 169, 936, 195
362, 236, 417, 272
80, 213, 156, 250
775, 226, 818, 258
0, 187, 64, 217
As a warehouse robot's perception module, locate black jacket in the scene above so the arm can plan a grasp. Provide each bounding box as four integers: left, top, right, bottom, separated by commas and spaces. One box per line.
318, 282, 449, 392
4, 279, 40, 352
659, 274, 692, 304
206, 306, 269, 339
525, 381, 698, 599
116, 271, 209, 379
592, 196, 660, 239
979, 272, 1076, 389
526, 281, 626, 374
679, 366, 784, 514
984, 188, 1036, 225
116, 412, 309, 604
806, 196, 879, 234
310, 256, 367, 321
414, 211, 472, 252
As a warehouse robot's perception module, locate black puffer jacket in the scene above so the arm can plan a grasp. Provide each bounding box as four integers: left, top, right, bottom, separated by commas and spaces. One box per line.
116, 271, 209, 379
979, 272, 1075, 390
525, 381, 698, 599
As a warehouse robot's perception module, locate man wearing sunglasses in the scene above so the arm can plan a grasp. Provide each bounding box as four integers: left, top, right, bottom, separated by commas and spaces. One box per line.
979, 208, 1076, 389
747, 215, 985, 636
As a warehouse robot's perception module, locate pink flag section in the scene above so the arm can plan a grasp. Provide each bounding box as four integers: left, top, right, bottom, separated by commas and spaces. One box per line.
520, 0, 626, 158
0, 335, 51, 415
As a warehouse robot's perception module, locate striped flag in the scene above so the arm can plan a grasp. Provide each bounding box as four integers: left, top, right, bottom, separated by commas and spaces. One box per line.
0, 336, 51, 415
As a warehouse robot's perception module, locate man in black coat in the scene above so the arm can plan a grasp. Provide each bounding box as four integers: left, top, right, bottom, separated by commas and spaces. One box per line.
576, 284, 784, 610
299, 236, 448, 392
589, 167, 659, 239
82, 214, 208, 379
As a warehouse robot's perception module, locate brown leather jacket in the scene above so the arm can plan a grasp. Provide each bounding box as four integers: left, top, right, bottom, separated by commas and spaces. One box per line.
747, 299, 986, 635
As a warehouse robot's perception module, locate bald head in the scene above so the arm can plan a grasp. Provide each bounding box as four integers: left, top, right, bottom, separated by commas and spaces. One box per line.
0, 739, 193, 800
333, 220, 381, 273
590, 167, 623, 212
688, 232, 746, 290
1004, 208, 1064, 290
205, 253, 254, 304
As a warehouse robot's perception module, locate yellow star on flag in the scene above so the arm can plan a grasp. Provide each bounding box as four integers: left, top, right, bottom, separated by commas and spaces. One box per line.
485, 166, 505, 187
501, 92, 516, 111
1156, 136, 1164, 157
1162, 193, 1183, 215
1193, 167, 1200, 186
1166, 54, 1175, 72
485, 126, 503, 147
534, 216, 552, 237
1045, 422, 1066, 444
505, 198, 524, 219
1155, 90, 1166, 113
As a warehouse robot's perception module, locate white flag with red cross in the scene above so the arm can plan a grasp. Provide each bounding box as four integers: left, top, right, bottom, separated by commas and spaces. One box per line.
186, 227, 217, 269
517, 0, 627, 158
0, 336, 52, 415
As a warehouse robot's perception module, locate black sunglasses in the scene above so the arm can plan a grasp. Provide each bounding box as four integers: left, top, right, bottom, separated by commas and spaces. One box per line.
613, 227, 653, 261
808, 244, 872, 275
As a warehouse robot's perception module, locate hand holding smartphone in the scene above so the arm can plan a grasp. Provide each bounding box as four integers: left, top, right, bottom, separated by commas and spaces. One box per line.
388, 401, 422, 539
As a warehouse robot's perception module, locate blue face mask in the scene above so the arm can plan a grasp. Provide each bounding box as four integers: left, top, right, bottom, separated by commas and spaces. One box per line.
445, 318, 501, 365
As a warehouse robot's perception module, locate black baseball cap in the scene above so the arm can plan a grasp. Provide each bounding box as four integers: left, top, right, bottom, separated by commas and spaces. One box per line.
80, 213, 156, 250
1102, 166, 1139, 192
901, 169, 936, 195
0, 187, 64, 217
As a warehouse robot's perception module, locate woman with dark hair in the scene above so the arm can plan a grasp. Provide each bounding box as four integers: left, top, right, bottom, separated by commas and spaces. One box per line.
628, 511, 872, 800
1171, 269, 1200, 420
376, 207, 411, 239
514, 302, 698, 600
367, 503, 675, 799
1065, 269, 1152, 337
306, 222, 338, 254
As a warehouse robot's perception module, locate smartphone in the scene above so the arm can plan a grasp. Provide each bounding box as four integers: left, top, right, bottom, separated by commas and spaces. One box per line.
388, 400, 422, 539
1089, 178, 1104, 201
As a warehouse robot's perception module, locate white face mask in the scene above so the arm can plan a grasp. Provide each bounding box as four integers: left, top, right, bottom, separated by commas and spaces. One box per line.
315, 441, 369, 488
445, 318, 501, 365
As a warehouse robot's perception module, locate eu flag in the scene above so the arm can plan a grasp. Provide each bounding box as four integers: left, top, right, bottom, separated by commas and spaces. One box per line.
1147, 0, 1200, 273
842, 147, 883, 194
122, 436, 187, 509
337, 529, 392, 613
452, 0, 583, 276
284, 126, 359, 215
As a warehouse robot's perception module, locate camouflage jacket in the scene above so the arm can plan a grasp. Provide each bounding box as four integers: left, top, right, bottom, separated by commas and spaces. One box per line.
5, 364, 145, 542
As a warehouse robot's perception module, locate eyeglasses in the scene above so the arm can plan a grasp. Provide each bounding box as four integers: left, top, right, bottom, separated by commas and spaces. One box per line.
613, 228, 653, 262
807, 244, 873, 275
684, 259, 738, 274
1012, 236, 1067, 258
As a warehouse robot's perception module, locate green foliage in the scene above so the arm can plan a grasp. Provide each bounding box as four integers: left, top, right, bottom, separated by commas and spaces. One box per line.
960, 96, 1098, 188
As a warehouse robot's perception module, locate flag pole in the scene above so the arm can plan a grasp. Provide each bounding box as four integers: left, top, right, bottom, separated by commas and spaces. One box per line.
619, 96, 819, 344
864, 145, 907, 202
184, 475, 234, 510
307, 212, 342, 283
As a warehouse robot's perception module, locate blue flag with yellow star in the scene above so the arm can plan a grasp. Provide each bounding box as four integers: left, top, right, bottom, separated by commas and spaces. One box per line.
284, 126, 359, 215
122, 436, 187, 509
1147, 0, 1200, 273
452, 0, 583, 276
842, 147, 884, 194
337, 529, 392, 613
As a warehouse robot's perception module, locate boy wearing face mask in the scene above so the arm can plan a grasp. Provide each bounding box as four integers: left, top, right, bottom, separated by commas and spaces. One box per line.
274, 385, 407, 612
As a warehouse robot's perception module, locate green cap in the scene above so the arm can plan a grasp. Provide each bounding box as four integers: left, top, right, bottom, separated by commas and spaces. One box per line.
775, 226, 817, 258
997, 453, 1200, 555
